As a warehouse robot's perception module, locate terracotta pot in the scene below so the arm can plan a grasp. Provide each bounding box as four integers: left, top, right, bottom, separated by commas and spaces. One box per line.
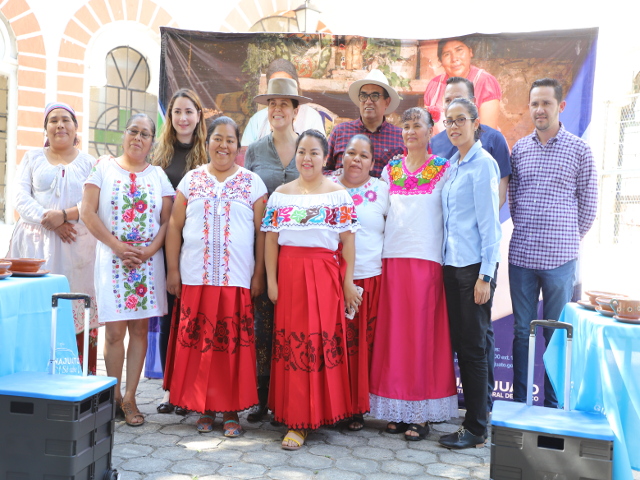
0, 261, 12, 273
1, 258, 45, 273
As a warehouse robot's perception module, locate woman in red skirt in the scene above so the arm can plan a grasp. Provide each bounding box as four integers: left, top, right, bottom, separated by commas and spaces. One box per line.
327, 134, 389, 431
165, 116, 268, 436
262, 129, 361, 450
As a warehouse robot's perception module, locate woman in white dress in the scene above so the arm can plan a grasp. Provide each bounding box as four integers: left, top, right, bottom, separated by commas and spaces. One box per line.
82, 114, 175, 426
8, 102, 100, 374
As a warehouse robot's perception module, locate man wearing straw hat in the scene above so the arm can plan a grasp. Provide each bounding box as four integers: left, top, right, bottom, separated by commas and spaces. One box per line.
325, 69, 404, 178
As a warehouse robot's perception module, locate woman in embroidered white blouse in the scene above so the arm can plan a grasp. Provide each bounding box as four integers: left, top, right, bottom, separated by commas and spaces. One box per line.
262, 129, 361, 450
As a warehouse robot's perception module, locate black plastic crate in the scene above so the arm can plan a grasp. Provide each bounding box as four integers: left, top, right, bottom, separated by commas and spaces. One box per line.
0, 372, 118, 480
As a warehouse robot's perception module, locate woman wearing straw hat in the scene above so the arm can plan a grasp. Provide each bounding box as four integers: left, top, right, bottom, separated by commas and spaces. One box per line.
9, 102, 100, 374
243, 77, 313, 423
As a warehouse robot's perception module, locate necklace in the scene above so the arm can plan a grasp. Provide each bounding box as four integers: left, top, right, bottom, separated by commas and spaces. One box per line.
297, 178, 324, 195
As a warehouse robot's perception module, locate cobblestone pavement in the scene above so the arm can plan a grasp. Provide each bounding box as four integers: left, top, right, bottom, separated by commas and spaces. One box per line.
103, 360, 492, 479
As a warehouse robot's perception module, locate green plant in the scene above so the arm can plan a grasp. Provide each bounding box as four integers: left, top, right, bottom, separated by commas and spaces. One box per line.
363, 38, 411, 89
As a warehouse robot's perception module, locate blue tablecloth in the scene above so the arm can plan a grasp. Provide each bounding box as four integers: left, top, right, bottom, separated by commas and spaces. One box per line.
545, 302, 640, 480
0, 275, 79, 376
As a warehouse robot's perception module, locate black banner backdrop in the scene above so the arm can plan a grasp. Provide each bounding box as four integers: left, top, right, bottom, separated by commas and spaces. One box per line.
158, 27, 598, 406
159, 27, 598, 150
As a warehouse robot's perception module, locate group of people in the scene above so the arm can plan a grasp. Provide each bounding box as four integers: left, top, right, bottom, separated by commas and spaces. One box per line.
7, 46, 597, 451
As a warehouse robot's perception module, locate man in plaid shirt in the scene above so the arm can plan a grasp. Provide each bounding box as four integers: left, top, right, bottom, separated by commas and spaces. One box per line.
509, 78, 598, 407
325, 69, 404, 178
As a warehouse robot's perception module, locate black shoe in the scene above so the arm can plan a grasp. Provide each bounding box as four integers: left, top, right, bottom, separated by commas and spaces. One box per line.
156, 402, 175, 414
175, 406, 189, 416
439, 426, 486, 449
247, 404, 268, 423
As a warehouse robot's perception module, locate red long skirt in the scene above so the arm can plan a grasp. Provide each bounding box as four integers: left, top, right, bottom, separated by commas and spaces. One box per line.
348, 275, 381, 415
269, 246, 352, 429
168, 285, 258, 413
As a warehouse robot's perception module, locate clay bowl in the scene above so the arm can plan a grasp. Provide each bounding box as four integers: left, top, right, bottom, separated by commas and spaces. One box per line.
585, 290, 621, 306
0, 260, 11, 274
1, 258, 45, 273
595, 295, 627, 312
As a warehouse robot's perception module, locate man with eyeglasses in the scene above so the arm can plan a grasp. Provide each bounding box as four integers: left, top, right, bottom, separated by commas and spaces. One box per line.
509, 78, 597, 408
430, 76, 510, 208
325, 69, 404, 178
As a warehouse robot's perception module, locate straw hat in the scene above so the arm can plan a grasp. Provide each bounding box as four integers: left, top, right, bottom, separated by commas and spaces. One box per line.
253, 77, 312, 105
348, 69, 401, 115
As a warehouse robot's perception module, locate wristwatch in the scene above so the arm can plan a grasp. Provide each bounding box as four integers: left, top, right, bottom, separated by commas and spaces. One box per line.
478, 274, 492, 283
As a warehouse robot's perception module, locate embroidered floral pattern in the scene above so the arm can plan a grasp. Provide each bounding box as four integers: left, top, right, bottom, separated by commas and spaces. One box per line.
186, 169, 257, 286
271, 322, 346, 372
177, 302, 255, 355
262, 202, 358, 231
386, 155, 449, 195
107, 163, 159, 314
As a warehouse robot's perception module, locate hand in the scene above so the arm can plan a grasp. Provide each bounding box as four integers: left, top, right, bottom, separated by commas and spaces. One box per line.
268, 282, 278, 305
250, 273, 266, 299
474, 278, 491, 305
53, 222, 77, 243
112, 242, 143, 269
130, 245, 153, 264
344, 282, 362, 315
166, 270, 182, 299
41, 210, 65, 230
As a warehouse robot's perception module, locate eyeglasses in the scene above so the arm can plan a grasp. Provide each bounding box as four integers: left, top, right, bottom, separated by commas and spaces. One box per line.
442, 117, 476, 128
358, 92, 384, 103
126, 128, 152, 140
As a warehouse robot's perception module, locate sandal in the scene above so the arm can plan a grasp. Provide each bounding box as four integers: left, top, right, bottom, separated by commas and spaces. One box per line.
121, 400, 145, 427
114, 399, 124, 418
282, 429, 307, 450
347, 414, 365, 431
196, 414, 215, 433
385, 421, 408, 434
223, 419, 243, 437
405, 423, 429, 441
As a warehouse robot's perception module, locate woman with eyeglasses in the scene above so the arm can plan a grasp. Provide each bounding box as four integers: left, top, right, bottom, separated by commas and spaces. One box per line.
152, 88, 208, 417
82, 114, 175, 427
438, 98, 501, 449
369, 107, 458, 442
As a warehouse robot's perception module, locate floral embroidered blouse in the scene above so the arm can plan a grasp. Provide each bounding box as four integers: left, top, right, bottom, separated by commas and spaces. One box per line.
381, 155, 450, 263
261, 189, 360, 251
177, 165, 267, 288
85, 157, 175, 320
328, 171, 389, 279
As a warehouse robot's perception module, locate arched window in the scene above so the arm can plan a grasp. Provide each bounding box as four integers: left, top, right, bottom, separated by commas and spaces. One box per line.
89, 47, 157, 158
0, 14, 15, 224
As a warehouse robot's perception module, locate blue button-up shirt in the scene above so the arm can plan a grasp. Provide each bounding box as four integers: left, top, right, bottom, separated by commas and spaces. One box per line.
442, 140, 502, 276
